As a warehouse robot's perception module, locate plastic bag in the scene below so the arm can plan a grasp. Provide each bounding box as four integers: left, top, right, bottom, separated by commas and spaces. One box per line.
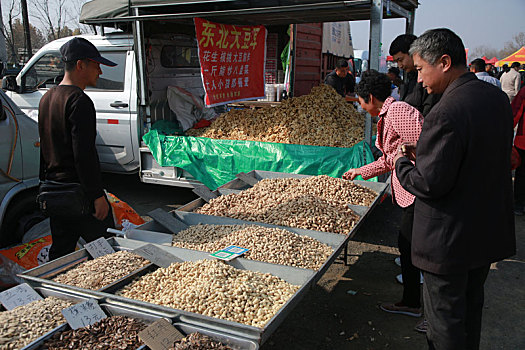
106, 193, 145, 230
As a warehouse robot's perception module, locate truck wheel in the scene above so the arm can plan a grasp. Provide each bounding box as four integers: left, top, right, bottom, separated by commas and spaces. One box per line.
0, 189, 42, 248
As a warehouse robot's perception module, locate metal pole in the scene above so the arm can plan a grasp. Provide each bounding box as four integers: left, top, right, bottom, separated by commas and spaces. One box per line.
20, 0, 32, 63
405, 10, 415, 34
368, 0, 383, 71
289, 24, 297, 97
133, 8, 147, 107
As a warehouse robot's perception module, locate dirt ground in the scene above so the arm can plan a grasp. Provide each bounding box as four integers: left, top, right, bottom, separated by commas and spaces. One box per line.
103, 173, 524, 350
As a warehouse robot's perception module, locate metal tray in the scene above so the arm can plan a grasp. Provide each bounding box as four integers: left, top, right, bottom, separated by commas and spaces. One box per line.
18, 245, 154, 298
173, 323, 258, 350
21, 237, 315, 345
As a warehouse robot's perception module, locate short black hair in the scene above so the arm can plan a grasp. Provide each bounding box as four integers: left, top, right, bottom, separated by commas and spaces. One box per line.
511, 62, 521, 69
336, 59, 349, 69
470, 58, 486, 72
409, 28, 466, 68
64, 58, 89, 72
356, 69, 391, 103
389, 34, 417, 56
387, 67, 400, 77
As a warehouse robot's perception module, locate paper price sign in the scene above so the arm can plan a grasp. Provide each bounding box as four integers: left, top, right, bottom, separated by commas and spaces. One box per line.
138, 318, 185, 350
0, 283, 43, 310
84, 237, 114, 258
210, 245, 249, 261
62, 299, 107, 330
133, 244, 183, 268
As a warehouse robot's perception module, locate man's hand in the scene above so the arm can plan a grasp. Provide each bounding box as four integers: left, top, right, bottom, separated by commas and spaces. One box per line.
343, 168, 361, 181
93, 196, 109, 221
401, 142, 417, 161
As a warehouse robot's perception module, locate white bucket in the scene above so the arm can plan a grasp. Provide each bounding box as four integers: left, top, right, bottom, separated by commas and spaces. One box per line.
265, 84, 276, 102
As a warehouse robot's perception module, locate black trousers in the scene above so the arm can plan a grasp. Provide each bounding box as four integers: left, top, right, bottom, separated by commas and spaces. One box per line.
48, 204, 114, 261
514, 147, 525, 208
423, 265, 490, 350
399, 204, 421, 308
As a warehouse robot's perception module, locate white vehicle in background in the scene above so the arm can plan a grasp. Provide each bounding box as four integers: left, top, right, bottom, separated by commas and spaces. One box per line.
353, 49, 369, 82
0, 89, 40, 247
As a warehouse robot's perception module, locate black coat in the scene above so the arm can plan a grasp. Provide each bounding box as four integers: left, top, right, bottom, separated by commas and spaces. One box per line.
395, 72, 516, 274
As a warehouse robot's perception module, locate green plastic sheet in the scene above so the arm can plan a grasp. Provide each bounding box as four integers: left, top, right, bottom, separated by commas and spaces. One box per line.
143, 130, 377, 190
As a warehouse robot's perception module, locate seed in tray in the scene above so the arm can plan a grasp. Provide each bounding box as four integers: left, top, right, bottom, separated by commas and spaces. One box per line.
172, 224, 333, 270
51, 250, 150, 290
117, 259, 300, 328
169, 332, 234, 350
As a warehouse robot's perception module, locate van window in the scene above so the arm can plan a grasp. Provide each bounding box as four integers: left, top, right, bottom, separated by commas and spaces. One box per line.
86, 52, 127, 91
161, 45, 200, 68
24, 52, 64, 90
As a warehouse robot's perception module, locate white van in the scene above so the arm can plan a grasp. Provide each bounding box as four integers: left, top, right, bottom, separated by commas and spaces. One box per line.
0, 89, 40, 247
4, 32, 206, 187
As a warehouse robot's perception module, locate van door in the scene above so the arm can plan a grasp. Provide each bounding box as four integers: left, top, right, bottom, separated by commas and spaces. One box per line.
11, 50, 137, 173
0, 95, 23, 201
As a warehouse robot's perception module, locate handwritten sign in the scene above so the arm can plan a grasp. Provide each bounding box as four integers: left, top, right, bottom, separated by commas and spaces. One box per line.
0, 283, 43, 310
138, 318, 185, 350
133, 244, 183, 268
84, 237, 114, 259
210, 245, 249, 261
195, 17, 267, 107
62, 299, 107, 330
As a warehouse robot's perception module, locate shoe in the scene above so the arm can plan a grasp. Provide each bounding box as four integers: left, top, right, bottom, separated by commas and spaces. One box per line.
396, 273, 424, 284
380, 302, 422, 317
414, 319, 428, 333
394, 257, 401, 267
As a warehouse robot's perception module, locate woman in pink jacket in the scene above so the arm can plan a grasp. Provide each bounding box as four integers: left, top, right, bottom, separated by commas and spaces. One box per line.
344, 70, 424, 318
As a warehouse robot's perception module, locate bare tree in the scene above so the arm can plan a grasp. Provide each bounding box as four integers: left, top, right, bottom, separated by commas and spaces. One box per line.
500, 32, 525, 58
469, 45, 500, 61
1, 0, 20, 65
30, 0, 75, 41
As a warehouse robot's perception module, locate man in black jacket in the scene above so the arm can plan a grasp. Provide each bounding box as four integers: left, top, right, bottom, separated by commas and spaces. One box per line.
394, 28, 516, 350
324, 58, 355, 97
39, 38, 117, 260
390, 34, 441, 117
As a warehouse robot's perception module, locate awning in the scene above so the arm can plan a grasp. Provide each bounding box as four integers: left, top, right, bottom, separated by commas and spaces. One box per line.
496, 47, 525, 67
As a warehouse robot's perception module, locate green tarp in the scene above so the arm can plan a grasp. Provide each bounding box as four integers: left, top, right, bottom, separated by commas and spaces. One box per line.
143, 130, 376, 190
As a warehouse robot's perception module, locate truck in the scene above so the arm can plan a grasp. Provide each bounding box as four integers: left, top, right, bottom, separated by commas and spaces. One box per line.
3, 0, 418, 189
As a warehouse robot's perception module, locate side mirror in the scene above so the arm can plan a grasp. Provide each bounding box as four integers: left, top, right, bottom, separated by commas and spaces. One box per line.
2, 75, 18, 92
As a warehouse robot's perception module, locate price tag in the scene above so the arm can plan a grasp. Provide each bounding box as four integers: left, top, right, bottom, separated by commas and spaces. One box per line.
192, 185, 218, 203
235, 172, 259, 186
138, 318, 185, 350
210, 245, 249, 261
0, 283, 43, 310
84, 237, 115, 258
147, 208, 188, 234
62, 299, 107, 330
133, 244, 183, 268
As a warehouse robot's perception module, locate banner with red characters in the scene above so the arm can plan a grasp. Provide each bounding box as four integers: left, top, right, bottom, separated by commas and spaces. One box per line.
194, 17, 267, 106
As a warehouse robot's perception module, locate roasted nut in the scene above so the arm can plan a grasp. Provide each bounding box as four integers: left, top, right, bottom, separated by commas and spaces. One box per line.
0, 297, 74, 349
52, 250, 150, 290
187, 85, 364, 148
170, 332, 234, 350
42, 315, 147, 349
117, 259, 300, 328
172, 224, 333, 270
196, 175, 377, 234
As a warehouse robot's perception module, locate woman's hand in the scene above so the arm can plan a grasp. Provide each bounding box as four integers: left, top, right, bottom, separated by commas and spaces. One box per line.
343, 168, 361, 180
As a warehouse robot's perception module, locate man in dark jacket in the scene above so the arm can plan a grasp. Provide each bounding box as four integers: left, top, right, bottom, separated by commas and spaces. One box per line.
390, 34, 441, 117
324, 58, 355, 97
39, 37, 117, 260
394, 28, 516, 350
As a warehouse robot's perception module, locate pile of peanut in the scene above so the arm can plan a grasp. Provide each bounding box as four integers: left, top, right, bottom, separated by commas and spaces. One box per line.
52, 250, 150, 290
196, 176, 377, 234
117, 259, 300, 327
0, 297, 74, 349
187, 85, 364, 148
172, 224, 333, 270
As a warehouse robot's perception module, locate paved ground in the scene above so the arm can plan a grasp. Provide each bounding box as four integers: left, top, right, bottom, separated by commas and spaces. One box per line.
102, 173, 525, 350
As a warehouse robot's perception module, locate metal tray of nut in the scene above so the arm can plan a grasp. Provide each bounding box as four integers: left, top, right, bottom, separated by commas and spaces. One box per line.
19, 237, 315, 345
23, 287, 257, 350
132, 210, 345, 283
18, 245, 154, 298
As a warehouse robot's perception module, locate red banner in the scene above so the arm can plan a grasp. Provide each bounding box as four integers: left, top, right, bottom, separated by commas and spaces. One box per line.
194, 18, 267, 107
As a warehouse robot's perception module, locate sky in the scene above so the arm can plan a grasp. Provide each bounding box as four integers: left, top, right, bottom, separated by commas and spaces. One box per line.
350, 0, 525, 55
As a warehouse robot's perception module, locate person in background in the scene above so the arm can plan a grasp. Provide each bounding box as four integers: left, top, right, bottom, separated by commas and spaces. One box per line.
343, 70, 424, 319
497, 63, 509, 79
469, 58, 501, 89
324, 58, 355, 97
485, 63, 495, 77
389, 34, 441, 117
39, 37, 116, 260
520, 64, 525, 87
512, 85, 525, 216
500, 62, 522, 102
394, 28, 515, 350
387, 66, 403, 100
